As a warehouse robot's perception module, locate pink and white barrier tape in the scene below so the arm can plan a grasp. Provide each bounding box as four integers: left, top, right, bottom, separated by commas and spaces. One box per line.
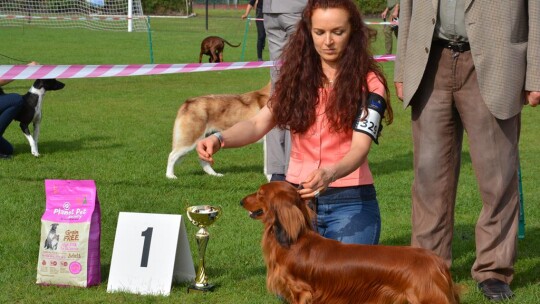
247, 18, 396, 25
365, 21, 398, 25
0, 55, 395, 80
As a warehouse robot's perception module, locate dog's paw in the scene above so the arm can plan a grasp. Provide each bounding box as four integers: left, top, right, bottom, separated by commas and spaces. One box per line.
31, 152, 40, 157
166, 174, 178, 179
209, 172, 224, 177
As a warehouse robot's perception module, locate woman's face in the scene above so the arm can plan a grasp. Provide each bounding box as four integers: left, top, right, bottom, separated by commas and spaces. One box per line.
311, 7, 351, 65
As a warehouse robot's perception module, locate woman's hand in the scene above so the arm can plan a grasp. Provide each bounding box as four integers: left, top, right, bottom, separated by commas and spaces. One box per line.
196, 135, 221, 165
297, 167, 336, 199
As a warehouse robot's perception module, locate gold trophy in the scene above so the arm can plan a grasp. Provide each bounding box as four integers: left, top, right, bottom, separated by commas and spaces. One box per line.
186, 205, 222, 292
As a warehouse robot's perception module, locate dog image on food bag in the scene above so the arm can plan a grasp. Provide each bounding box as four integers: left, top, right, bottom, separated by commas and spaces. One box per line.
43, 223, 60, 250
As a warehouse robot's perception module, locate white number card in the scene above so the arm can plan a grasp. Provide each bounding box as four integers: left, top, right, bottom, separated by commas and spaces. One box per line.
107, 212, 195, 296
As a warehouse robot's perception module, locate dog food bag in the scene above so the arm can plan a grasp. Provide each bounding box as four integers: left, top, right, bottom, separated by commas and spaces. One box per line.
36, 180, 101, 287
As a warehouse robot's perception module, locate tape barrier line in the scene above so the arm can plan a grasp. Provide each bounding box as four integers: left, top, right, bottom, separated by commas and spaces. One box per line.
365, 21, 398, 25
245, 18, 397, 25
1, 14, 396, 24
0, 55, 395, 80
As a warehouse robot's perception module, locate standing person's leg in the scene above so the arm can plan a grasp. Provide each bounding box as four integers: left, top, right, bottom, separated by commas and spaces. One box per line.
383, 25, 394, 54
264, 13, 286, 88
410, 46, 462, 267
263, 13, 299, 181
453, 51, 520, 285
255, 8, 266, 61
0, 93, 24, 155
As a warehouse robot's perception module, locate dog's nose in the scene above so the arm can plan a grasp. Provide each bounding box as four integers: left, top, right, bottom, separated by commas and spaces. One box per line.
240, 199, 244, 206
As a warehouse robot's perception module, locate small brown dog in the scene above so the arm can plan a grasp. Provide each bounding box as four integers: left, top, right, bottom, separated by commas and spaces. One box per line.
198, 36, 240, 63
166, 82, 271, 179
241, 181, 461, 304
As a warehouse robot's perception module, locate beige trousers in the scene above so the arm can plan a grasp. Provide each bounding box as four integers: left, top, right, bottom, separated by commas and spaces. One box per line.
410, 44, 520, 284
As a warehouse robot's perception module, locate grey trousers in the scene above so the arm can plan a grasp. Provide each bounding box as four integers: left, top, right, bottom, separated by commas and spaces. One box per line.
383, 24, 398, 54
263, 12, 301, 175
410, 44, 520, 284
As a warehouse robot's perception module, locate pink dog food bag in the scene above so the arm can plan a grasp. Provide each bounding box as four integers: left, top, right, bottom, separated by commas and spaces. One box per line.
36, 180, 101, 287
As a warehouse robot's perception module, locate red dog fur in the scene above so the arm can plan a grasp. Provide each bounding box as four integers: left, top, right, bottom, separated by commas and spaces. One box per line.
240, 181, 461, 304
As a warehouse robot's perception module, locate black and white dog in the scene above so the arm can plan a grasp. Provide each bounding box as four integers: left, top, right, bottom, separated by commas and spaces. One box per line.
13, 79, 65, 156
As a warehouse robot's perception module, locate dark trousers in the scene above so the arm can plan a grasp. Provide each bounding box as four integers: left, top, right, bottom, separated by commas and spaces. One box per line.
0, 93, 24, 154
255, 8, 266, 60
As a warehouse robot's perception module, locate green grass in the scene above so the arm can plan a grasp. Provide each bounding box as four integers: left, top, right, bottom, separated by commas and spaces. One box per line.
1, 8, 539, 303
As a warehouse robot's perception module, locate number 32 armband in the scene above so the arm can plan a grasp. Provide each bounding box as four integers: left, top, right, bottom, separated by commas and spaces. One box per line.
353, 92, 387, 144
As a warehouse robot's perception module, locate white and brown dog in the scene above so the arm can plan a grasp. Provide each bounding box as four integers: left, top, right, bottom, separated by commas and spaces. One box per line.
166, 82, 271, 179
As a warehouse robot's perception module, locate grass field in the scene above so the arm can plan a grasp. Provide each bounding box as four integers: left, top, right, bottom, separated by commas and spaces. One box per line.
1, 7, 539, 304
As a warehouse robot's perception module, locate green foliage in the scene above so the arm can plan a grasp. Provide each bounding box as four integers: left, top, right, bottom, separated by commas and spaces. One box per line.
355, 0, 387, 15
143, 0, 191, 15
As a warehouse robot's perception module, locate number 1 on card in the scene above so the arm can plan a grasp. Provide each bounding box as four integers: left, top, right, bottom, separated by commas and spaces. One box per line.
140, 227, 153, 267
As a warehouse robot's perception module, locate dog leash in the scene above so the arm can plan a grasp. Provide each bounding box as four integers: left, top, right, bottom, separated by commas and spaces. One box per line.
0, 52, 29, 64
297, 184, 318, 229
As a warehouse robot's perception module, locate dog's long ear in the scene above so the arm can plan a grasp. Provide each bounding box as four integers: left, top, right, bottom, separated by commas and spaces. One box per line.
271, 190, 309, 248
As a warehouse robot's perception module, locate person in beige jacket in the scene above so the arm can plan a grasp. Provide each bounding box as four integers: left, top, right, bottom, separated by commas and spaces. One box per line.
394, 0, 540, 301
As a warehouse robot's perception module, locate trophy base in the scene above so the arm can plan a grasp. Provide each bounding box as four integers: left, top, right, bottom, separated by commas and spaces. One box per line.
187, 283, 215, 293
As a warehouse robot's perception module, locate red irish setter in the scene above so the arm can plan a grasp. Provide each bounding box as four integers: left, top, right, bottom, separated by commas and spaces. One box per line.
240, 181, 461, 304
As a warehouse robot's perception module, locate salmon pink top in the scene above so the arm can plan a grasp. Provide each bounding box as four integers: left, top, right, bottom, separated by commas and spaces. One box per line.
285, 72, 385, 187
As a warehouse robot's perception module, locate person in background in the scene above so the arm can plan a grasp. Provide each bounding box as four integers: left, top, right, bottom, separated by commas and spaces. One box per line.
198, 0, 393, 245
241, 0, 266, 61
394, 1, 540, 301
380, 0, 399, 54
262, 0, 307, 182
0, 61, 38, 159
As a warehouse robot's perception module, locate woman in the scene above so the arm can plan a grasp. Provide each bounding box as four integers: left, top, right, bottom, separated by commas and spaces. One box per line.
0, 61, 37, 158
197, 0, 393, 245
0, 79, 24, 158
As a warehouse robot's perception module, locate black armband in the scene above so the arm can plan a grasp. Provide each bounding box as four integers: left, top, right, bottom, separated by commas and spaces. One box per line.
352, 93, 387, 144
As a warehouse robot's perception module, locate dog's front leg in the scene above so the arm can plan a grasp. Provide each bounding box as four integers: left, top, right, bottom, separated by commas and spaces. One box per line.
199, 159, 224, 177
289, 282, 313, 304
31, 121, 41, 157
20, 122, 39, 157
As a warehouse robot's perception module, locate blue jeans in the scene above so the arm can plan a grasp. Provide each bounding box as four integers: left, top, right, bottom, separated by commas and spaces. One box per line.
316, 185, 381, 245
0, 93, 24, 155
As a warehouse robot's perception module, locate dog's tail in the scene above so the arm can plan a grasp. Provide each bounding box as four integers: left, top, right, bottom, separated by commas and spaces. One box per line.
222, 38, 241, 48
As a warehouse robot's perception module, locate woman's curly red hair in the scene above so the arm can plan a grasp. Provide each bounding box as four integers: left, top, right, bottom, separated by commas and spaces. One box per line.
269, 0, 393, 135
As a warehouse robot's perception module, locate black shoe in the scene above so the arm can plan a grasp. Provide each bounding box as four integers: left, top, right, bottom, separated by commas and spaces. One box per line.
0, 153, 12, 159
478, 278, 514, 301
